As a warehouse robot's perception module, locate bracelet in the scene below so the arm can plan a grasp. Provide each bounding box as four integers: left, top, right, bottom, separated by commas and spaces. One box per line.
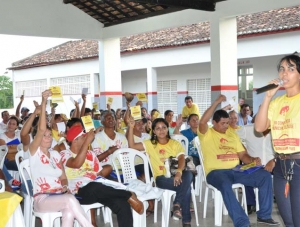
176, 169, 182, 174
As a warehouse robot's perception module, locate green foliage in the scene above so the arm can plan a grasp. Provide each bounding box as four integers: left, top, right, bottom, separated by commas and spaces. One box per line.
0, 75, 13, 108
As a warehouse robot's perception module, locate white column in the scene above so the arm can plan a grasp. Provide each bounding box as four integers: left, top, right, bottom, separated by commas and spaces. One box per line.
146, 67, 158, 111
99, 38, 122, 110
210, 16, 238, 109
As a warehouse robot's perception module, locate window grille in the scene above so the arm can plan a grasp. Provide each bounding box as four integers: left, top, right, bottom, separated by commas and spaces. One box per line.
157, 80, 178, 115
50, 75, 90, 95
15, 79, 47, 97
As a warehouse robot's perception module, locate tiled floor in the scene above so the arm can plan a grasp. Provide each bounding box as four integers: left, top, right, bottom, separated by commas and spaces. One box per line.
91, 193, 283, 227
32, 189, 283, 227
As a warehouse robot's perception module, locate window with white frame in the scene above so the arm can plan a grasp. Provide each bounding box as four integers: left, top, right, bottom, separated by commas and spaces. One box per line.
50, 75, 90, 95
187, 78, 211, 116
157, 80, 177, 115
15, 79, 47, 97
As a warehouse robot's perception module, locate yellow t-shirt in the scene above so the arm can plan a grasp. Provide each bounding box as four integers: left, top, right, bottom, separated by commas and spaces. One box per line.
268, 93, 300, 154
51, 129, 60, 142
181, 104, 201, 118
143, 139, 185, 179
121, 119, 127, 129
198, 127, 244, 175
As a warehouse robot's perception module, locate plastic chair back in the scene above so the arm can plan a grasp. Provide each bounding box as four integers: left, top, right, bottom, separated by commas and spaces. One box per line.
171, 134, 189, 155
0, 145, 8, 169
111, 148, 150, 184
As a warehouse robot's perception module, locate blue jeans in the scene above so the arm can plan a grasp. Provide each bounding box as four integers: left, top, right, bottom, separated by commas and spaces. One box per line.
156, 171, 193, 224
245, 186, 256, 206
4, 159, 18, 171
207, 169, 273, 227
2, 164, 13, 182
273, 158, 300, 227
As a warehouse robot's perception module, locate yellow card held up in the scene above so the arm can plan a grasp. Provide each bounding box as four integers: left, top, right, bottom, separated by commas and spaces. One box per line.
153, 111, 160, 119
49, 86, 64, 103
92, 102, 99, 110
107, 97, 113, 105
130, 105, 142, 120
81, 116, 95, 132
136, 93, 148, 102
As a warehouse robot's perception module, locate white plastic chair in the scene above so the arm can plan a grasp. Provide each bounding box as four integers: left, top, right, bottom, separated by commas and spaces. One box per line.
172, 134, 204, 200
192, 137, 204, 201
171, 134, 189, 153
145, 153, 199, 227
76, 203, 113, 227
111, 148, 162, 227
19, 159, 62, 227
0, 145, 8, 169
15, 150, 33, 227
198, 146, 247, 226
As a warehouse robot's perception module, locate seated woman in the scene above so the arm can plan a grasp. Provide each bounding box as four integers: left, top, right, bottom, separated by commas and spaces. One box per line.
164, 110, 176, 135
29, 89, 93, 227
0, 116, 21, 171
127, 117, 193, 227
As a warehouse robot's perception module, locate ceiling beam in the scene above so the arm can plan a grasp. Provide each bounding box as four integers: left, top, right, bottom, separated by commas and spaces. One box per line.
127, 0, 217, 11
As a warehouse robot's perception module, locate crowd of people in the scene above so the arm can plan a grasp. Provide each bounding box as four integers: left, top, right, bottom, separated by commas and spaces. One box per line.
1, 54, 300, 227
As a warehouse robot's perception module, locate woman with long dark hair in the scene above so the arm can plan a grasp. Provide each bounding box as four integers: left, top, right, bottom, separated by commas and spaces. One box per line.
128, 117, 193, 227
255, 54, 300, 226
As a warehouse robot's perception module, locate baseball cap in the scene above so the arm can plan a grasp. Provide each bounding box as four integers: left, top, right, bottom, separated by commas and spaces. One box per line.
21, 107, 29, 113
66, 125, 86, 142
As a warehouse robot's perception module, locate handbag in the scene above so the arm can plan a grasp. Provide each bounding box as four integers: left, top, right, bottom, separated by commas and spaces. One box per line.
164, 156, 197, 178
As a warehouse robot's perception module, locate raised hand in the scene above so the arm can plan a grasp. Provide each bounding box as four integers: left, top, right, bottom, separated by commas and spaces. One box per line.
266, 78, 281, 98
176, 114, 183, 126
42, 90, 52, 103
85, 129, 95, 144
81, 93, 86, 102
216, 94, 226, 104
128, 117, 136, 129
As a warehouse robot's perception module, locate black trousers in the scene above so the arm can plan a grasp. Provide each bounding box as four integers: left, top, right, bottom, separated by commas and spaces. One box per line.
77, 182, 133, 227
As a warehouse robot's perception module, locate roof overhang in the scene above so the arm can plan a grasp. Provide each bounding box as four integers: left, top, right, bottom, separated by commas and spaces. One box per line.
63, 0, 225, 27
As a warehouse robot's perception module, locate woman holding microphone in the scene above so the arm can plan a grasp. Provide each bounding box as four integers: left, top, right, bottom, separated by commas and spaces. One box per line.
255, 54, 300, 227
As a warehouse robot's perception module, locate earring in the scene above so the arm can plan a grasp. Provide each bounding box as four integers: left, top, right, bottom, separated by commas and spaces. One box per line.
153, 134, 157, 140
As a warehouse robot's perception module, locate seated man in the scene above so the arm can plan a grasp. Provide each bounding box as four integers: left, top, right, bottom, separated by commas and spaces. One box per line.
91, 110, 128, 169
181, 96, 201, 121
198, 94, 279, 227
238, 124, 276, 214
237, 104, 253, 126
61, 125, 143, 227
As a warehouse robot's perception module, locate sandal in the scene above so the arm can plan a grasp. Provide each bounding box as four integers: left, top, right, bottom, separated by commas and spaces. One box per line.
183, 224, 191, 227
146, 209, 154, 217
171, 205, 182, 220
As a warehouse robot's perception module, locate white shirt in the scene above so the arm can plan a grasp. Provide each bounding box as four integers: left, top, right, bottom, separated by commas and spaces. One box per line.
29, 148, 63, 195
0, 122, 7, 133
91, 130, 128, 166
236, 125, 275, 165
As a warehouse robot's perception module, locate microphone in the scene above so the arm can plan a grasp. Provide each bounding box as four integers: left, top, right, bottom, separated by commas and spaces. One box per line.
256, 80, 283, 94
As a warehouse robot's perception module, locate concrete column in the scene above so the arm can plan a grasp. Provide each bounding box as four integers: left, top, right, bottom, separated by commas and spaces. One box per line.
210, 16, 239, 111
98, 38, 122, 110
91, 73, 101, 110
146, 67, 158, 111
